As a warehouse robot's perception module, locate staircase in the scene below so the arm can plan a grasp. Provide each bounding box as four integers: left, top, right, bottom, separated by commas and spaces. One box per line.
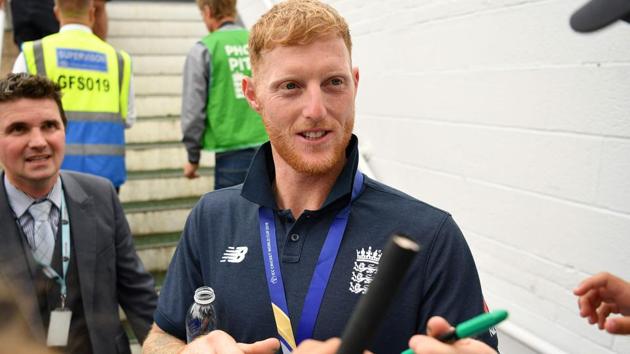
109, 1, 211, 283
108, 2, 212, 345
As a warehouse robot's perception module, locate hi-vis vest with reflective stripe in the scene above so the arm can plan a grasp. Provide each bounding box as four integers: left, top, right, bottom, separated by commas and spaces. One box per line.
22, 30, 131, 187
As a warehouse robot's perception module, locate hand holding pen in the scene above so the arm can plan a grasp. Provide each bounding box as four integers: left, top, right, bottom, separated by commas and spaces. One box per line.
405, 311, 506, 354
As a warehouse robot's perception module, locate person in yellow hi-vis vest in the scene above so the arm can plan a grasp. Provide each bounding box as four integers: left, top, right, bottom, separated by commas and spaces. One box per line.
12, 0, 135, 192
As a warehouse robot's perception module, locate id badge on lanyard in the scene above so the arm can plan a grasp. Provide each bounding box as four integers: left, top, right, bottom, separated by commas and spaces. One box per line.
44, 190, 72, 347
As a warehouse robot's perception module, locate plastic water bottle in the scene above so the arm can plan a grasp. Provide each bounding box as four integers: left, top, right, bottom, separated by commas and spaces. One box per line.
185, 286, 217, 343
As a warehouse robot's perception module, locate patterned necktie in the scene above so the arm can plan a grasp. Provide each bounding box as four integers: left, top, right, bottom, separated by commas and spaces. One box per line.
28, 200, 55, 265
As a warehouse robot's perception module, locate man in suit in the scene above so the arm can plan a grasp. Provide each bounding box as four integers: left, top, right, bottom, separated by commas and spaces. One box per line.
0, 73, 157, 353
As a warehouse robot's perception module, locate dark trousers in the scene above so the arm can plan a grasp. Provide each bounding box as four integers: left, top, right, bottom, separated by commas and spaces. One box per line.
214, 147, 258, 190
11, 0, 59, 48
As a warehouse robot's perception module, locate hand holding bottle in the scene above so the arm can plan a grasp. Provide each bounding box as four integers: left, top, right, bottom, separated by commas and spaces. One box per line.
182, 330, 279, 354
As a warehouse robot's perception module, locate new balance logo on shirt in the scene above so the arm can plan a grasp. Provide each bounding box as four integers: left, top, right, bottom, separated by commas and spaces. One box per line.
220, 246, 248, 263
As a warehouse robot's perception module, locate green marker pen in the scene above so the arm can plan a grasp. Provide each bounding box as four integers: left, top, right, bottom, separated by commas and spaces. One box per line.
400, 309, 508, 354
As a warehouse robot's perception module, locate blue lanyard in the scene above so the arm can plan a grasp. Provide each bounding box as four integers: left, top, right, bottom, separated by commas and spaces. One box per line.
39, 189, 71, 309
259, 171, 364, 351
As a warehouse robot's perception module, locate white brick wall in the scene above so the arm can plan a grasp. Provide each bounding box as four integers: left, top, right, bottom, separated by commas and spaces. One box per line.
349, 0, 630, 352
243, 0, 630, 352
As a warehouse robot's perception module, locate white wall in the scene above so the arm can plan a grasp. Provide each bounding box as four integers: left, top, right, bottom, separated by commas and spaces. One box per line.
239, 0, 630, 352
349, 0, 630, 353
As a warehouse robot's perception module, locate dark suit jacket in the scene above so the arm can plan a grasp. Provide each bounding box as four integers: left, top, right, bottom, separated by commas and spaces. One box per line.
0, 171, 157, 354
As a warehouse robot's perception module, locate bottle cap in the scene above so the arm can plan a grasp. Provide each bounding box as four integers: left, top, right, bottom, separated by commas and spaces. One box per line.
194, 286, 215, 305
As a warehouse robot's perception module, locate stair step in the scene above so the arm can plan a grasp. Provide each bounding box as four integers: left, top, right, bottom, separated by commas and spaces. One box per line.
132, 55, 186, 75
124, 196, 200, 235
126, 141, 215, 171
110, 20, 206, 37
127, 166, 213, 180
109, 2, 200, 21
134, 233, 187, 272
126, 115, 182, 144
124, 195, 200, 213
134, 74, 183, 96
135, 95, 181, 117
137, 245, 177, 273
135, 231, 181, 249
120, 168, 213, 203
134, 232, 181, 272
102, 3, 203, 353
110, 37, 199, 55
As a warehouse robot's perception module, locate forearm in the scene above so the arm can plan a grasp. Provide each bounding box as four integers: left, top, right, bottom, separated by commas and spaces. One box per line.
143, 324, 186, 354
181, 43, 210, 163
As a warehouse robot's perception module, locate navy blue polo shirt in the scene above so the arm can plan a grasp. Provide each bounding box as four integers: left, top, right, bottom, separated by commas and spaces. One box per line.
155, 135, 499, 353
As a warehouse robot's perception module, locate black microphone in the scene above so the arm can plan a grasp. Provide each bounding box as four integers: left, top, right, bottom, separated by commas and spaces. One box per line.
336, 234, 421, 354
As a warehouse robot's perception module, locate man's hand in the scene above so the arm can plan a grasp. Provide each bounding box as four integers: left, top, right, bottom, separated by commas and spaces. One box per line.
407, 317, 497, 354
143, 325, 278, 354
181, 330, 279, 354
292, 338, 342, 354
574, 272, 630, 334
184, 162, 200, 179
292, 338, 371, 354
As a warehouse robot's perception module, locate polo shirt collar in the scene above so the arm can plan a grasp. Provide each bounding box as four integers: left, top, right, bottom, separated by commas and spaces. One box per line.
241, 135, 359, 212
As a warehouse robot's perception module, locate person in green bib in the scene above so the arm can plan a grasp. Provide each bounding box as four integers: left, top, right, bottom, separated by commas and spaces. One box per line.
181, 0, 268, 190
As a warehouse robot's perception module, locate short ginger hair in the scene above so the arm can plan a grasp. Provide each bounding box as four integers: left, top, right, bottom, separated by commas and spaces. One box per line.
249, 0, 352, 74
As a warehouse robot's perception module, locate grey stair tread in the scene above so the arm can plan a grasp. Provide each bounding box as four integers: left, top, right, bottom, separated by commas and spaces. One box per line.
131, 55, 187, 75
137, 245, 177, 273
126, 117, 182, 144
123, 196, 201, 213
134, 73, 184, 78
127, 209, 190, 235
127, 167, 213, 180
120, 174, 213, 204
136, 96, 181, 117
135, 75, 183, 95
127, 141, 183, 150
109, 20, 205, 37
109, 2, 200, 21
134, 232, 181, 249
135, 93, 182, 98
110, 37, 198, 55
125, 144, 215, 172
134, 115, 182, 121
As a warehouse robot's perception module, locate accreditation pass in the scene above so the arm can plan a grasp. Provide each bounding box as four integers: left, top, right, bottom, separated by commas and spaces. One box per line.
47, 308, 72, 346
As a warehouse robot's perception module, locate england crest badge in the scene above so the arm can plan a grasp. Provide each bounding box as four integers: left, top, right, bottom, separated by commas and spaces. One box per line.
349, 247, 382, 294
